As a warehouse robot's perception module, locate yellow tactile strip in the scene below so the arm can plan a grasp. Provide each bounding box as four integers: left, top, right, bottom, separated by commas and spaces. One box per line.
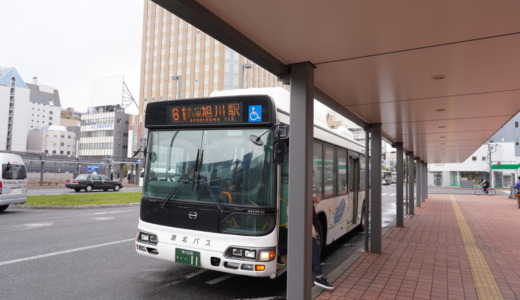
450, 195, 504, 300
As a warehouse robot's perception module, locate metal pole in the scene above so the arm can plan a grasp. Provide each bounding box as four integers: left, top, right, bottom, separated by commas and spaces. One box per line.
240, 63, 252, 88
396, 142, 404, 227
370, 123, 382, 253
287, 62, 314, 300
172, 75, 182, 99
407, 152, 415, 215
416, 158, 421, 208
364, 128, 370, 251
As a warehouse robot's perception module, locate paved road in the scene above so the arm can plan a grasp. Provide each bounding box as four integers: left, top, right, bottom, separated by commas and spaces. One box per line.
0, 186, 399, 299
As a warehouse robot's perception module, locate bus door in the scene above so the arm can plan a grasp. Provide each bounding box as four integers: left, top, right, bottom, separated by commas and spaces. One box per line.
348, 152, 360, 225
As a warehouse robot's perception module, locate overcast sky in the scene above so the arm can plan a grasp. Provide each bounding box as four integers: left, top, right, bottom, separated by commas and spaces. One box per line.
0, 0, 144, 112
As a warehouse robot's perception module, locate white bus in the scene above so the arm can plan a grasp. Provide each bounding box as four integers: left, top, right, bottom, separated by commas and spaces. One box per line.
0, 153, 28, 212
135, 88, 366, 279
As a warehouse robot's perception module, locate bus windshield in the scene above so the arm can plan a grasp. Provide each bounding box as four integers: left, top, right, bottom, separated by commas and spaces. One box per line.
143, 128, 275, 208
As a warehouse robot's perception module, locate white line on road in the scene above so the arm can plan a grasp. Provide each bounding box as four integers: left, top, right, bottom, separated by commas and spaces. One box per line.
205, 274, 235, 285
185, 269, 207, 279
0, 238, 135, 267
93, 210, 136, 215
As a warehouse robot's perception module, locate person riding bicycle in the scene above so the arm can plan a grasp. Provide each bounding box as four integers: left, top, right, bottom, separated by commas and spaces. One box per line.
480, 178, 490, 194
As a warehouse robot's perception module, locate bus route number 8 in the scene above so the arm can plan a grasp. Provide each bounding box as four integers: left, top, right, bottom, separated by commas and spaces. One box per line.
171, 107, 185, 122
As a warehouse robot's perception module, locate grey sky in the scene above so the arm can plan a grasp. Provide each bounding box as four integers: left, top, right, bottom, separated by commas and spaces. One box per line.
0, 0, 143, 112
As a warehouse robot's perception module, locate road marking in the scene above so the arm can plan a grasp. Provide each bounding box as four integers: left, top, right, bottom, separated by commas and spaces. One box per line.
205, 274, 235, 284
185, 269, 207, 279
93, 210, 135, 215
450, 195, 503, 300
91, 217, 115, 221
0, 238, 134, 267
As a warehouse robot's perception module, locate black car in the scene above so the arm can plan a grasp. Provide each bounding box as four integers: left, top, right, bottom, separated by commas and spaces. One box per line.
65, 174, 123, 192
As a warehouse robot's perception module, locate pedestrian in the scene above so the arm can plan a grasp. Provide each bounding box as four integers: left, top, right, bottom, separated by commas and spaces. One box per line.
514, 176, 520, 208
312, 196, 334, 290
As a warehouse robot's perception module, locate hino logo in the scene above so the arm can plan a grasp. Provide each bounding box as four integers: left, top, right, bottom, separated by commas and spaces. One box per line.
188, 211, 198, 219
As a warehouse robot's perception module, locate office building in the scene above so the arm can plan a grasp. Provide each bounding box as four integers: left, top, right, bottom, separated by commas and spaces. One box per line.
138, 1, 287, 141
0, 66, 30, 152
26, 77, 61, 131
79, 105, 129, 158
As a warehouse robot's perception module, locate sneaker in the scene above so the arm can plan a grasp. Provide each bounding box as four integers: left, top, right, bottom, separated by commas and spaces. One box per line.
314, 276, 334, 290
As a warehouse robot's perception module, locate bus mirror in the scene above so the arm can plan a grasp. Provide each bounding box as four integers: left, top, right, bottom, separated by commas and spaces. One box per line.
276, 124, 289, 140
273, 140, 286, 165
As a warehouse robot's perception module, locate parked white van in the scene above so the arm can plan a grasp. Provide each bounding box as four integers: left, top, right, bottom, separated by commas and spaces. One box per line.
0, 153, 27, 212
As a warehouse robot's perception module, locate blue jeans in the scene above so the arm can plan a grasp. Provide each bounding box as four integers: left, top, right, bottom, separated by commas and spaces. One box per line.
312, 237, 323, 277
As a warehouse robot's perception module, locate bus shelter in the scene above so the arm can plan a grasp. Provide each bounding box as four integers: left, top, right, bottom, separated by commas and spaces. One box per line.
151, 1, 520, 298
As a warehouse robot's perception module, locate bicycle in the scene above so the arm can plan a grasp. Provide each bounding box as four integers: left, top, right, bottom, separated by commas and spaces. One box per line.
474, 186, 496, 196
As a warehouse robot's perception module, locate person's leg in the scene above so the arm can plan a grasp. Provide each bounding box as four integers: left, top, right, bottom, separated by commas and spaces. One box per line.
312, 238, 334, 289
311, 237, 322, 277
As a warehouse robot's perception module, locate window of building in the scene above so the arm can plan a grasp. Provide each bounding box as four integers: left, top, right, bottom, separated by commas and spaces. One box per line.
472, 156, 477, 161
482, 156, 486, 161
515, 121, 519, 128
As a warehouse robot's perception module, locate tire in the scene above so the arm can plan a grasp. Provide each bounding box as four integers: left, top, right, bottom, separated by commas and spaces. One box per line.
85, 185, 93, 192
114, 185, 120, 192
74, 188, 81, 192
475, 189, 483, 195
0, 205, 9, 212
103, 189, 108, 191
488, 189, 496, 196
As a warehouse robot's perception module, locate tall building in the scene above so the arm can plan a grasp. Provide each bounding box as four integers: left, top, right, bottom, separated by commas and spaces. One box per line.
26, 77, 61, 131
0, 66, 30, 152
138, 1, 287, 141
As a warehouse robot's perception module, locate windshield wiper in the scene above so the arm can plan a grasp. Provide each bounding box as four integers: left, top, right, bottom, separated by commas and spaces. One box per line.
195, 150, 226, 213
161, 149, 201, 208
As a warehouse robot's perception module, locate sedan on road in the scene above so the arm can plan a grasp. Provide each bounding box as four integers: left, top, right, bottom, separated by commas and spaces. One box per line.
65, 174, 123, 192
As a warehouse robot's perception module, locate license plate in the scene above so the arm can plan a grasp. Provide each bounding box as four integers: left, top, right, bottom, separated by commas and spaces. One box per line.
175, 248, 201, 267
11, 187, 22, 195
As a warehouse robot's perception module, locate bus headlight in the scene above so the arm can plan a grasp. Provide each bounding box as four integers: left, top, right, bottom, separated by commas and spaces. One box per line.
259, 250, 276, 261
225, 247, 274, 261
244, 249, 256, 259
137, 231, 158, 245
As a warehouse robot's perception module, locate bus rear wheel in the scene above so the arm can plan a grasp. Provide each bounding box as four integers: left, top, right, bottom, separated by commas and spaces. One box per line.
0, 205, 9, 212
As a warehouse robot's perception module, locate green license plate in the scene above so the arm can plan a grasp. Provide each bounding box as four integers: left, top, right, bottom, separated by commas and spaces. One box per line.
175, 248, 201, 267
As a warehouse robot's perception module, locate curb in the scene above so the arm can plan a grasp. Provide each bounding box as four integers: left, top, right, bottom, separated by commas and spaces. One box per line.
11, 202, 140, 210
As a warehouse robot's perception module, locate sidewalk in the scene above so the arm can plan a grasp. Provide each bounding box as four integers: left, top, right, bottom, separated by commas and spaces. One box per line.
316, 193, 520, 300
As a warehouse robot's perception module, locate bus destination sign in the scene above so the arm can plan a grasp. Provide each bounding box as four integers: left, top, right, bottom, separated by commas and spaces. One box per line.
169, 102, 250, 124
145, 95, 275, 128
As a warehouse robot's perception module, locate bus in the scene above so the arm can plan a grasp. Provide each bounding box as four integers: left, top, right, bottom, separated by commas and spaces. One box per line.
135, 88, 366, 279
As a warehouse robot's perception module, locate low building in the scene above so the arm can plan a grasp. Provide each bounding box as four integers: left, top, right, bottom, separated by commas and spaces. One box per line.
26, 125, 78, 157
429, 142, 519, 188
79, 105, 129, 158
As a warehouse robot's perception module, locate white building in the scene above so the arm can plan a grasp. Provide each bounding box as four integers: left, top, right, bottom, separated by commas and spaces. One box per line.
0, 67, 30, 152
26, 77, 61, 131
429, 142, 519, 188
26, 125, 78, 157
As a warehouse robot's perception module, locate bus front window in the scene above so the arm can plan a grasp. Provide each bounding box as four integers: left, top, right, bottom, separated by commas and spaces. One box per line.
144, 129, 275, 209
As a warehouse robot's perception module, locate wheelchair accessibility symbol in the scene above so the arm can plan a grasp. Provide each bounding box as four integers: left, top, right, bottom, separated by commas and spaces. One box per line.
248, 105, 262, 123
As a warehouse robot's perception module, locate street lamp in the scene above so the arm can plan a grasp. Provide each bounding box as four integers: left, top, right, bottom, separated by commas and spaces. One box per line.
240, 63, 253, 88
172, 75, 182, 99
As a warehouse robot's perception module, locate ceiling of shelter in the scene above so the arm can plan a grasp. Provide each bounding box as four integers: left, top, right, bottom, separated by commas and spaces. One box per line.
153, 0, 520, 163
